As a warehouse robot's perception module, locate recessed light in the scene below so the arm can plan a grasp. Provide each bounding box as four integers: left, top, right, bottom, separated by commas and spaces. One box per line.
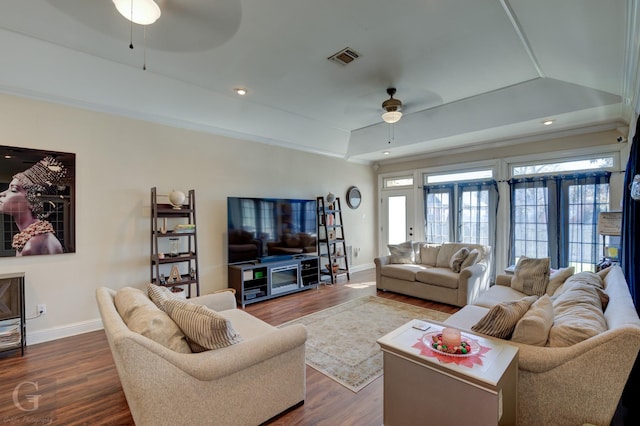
3, 155, 11, 159
543, 119, 554, 126
234, 88, 247, 96
383, 151, 390, 155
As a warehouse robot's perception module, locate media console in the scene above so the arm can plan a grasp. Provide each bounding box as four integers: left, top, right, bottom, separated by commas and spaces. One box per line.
228, 255, 319, 307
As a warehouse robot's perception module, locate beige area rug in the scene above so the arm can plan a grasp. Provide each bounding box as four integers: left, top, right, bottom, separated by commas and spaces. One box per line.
279, 296, 451, 392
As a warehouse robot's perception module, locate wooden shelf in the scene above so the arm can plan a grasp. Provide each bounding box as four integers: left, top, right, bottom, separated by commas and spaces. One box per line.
316, 196, 350, 284
150, 187, 200, 298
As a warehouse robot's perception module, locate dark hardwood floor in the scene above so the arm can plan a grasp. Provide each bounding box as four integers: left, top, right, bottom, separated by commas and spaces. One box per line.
0, 269, 459, 426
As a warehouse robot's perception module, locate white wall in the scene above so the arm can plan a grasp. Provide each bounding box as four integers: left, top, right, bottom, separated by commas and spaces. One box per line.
0, 93, 376, 344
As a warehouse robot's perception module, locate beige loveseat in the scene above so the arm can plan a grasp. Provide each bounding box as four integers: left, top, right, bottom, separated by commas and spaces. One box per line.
96, 287, 307, 426
375, 242, 492, 307
443, 265, 640, 426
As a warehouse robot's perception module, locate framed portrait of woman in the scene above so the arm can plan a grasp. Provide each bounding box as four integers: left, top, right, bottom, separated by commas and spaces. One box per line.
0, 145, 75, 257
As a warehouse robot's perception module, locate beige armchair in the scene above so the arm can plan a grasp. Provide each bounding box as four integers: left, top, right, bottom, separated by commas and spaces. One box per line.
96, 287, 307, 426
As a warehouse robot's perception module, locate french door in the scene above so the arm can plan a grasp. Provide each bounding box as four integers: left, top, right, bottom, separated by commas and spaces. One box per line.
380, 189, 416, 255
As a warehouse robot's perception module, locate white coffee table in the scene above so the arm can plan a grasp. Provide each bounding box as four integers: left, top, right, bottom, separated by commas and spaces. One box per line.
377, 319, 518, 426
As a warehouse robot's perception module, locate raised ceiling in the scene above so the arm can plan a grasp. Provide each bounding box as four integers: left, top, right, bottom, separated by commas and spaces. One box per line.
0, 0, 636, 163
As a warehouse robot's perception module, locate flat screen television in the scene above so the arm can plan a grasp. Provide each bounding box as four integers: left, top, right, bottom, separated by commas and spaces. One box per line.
227, 197, 317, 264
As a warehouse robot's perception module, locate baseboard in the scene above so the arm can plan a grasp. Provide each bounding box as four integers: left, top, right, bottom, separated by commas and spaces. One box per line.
26, 318, 103, 346
350, 263, 374, 273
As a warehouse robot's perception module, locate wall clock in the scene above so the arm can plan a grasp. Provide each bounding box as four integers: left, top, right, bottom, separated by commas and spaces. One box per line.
346, 186, 362, 209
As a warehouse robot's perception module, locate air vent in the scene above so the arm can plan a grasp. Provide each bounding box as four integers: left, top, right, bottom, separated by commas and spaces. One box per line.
328, 47, 361, 66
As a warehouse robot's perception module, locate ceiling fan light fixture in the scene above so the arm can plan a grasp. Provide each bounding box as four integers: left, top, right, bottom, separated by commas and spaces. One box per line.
382, 110, 402, 124
113, 0, 161, 25
381, 88, 403, 123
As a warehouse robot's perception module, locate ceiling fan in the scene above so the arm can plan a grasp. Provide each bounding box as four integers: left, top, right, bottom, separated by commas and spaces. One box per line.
381, 88, 403, 124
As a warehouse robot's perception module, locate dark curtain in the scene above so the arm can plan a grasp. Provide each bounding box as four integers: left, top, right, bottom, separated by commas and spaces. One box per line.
622, 119, 640, 313
618, 117, 640, 426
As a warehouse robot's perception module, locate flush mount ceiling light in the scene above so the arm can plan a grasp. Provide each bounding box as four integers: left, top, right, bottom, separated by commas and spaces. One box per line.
381, 88, 403, 124
113, 0, 161, 25
543, 119, 555, 126
234, 88, 247, 96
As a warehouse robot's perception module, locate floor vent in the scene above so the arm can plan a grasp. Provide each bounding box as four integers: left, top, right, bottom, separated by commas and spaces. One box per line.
328, 47, 361, 65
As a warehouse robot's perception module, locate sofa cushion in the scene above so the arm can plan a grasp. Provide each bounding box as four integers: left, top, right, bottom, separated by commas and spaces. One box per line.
164, 298, 243, 352
511, 257, 550, 296
436, 243, 463, 268
553, 271, 603, 297
443, 304, 489, 331
449, 247, 470, 273
547, 283, 607, 347
471, 295, 538, 339
380, 264, 426, 281
388, 241, 415, 264
460, 248, 479, 270
511, 295, 554, 346
545, 266, 575, 296
415, 268, 460, 289
114, 287, 192, 353
474, 285, 528, 308
418, 243, 440, 266
219, 309, 276, 339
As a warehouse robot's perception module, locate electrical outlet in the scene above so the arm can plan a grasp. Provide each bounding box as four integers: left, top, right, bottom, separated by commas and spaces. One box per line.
37, 304, 46, 315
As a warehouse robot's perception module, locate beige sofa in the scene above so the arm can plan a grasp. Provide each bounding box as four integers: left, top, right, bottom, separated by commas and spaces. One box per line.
443, 265, 640, 426
375, 242, 492, 307
95, 287, 307, 426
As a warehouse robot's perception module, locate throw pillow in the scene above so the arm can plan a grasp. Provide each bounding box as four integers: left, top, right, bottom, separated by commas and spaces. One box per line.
510, 257, 550, 296
545, 266, 575, 296
460, 248, 480, 270
114, 287, 192, 353
471, 295, 538, 339
419, 244, 440, 266
511, 295, 554, 346
147, 283, 178, 312
164, 298, 243, 352
449, 247, 470, 273
388, 241, 415, 264
547, 283, 607, 347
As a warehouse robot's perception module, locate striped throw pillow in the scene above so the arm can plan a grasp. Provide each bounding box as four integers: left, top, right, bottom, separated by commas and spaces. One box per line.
471, 295, 538, 339
511, 257, 550, 296
164, 298, 243, 352
147, 283, 176, 312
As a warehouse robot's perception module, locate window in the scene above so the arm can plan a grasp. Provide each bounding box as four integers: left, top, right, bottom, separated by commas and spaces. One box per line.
384, 176, 413, 188
426, 169, 493, 184
566, 178, 610, 271
424, 180, 498, 246
512, 156, 615, 176
511, 181, 550, 259
459, 185, 491, 246
424, 186, 452, 243
509, 172, 610, 272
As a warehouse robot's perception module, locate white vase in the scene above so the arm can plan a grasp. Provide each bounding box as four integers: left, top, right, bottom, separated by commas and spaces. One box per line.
168, 190, 186, 209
